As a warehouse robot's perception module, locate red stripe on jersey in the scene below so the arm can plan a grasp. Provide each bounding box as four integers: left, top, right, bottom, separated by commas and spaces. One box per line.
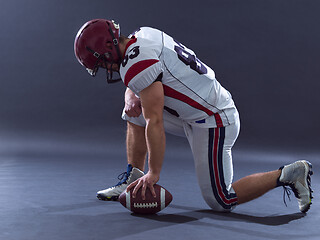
162, 84, 214, 116
124, 59, 159, 86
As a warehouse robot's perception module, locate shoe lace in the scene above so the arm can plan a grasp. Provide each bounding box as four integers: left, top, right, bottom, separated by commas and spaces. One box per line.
282, 185, 292, 207
115, 172, 129, 186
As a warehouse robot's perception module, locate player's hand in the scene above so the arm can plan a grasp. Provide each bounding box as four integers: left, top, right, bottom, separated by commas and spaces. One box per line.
124, 92, 142, 117
127, 171, 159, 200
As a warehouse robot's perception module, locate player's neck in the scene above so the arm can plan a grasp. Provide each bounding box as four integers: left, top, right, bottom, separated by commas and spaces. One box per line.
119, 38, 131, 56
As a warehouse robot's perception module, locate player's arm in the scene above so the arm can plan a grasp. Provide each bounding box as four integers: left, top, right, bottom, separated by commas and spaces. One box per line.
140, 81, 165, 178
127, 81, 165, 199
124, 88, 142, 117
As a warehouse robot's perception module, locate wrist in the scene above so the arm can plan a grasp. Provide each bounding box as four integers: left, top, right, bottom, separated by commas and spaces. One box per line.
148, 169, 161, 176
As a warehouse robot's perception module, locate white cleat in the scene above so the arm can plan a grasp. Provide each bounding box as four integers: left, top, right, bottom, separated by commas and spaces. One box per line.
97, 164, 144, 201
278, 160, 313, 213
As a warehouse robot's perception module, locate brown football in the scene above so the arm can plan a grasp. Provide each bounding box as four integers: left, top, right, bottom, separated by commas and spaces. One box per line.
119, 184, 172, 214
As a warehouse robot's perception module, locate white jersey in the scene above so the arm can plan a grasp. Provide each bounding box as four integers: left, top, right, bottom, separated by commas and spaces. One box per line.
119, 27, 238, 128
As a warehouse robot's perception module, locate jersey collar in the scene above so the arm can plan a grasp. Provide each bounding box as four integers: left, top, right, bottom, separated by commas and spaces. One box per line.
123, 37, 137, 59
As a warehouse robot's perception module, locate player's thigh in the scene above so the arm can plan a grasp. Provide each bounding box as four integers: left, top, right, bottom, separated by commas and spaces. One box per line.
162, 111, 186, 137
190, 123, 239, 211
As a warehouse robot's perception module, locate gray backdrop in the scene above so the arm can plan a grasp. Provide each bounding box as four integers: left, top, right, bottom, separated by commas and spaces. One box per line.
0, 0, 319, 153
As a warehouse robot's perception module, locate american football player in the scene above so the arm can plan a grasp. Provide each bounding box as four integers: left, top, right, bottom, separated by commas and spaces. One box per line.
74, 19, 313, 212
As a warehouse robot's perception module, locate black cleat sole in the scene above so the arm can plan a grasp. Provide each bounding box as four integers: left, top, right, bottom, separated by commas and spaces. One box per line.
97, 194, 119, 201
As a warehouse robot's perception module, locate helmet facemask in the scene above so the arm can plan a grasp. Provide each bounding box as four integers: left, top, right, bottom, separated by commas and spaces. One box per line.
85, 46, 122, 84
103, 53, 122, 84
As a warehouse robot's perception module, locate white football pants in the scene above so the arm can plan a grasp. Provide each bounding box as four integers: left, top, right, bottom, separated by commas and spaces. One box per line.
122, 110, 240, 212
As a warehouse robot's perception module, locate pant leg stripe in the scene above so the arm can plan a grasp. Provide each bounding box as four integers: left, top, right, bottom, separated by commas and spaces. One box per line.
208, 128, 228, 209
213, 128, 237, 205
208, 128, 237, 209
217, 127, 237, 201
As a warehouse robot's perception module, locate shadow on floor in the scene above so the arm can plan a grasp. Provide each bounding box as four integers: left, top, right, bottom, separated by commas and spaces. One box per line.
135, 204, 306, 226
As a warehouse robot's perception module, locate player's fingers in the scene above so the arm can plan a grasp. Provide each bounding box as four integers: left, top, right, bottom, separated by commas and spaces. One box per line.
127, 179, 138, 192
135, 110, 141, 116
135, 107, 142, 116
124, 109, 133, 117
131, 107, 141, 117
141, 182, 147, 200
131, 110, 139, 117
149, 183, 156, 198
127, 110, 139, 118
132, 180, 143, 198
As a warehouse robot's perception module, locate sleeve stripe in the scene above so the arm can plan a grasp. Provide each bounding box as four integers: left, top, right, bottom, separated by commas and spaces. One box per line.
124, 59, 159, 86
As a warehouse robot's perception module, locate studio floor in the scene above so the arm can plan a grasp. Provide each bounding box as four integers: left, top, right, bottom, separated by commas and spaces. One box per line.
0, 130, 319, 240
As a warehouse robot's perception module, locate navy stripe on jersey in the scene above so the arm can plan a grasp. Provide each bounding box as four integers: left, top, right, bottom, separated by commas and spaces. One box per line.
208, 127, 237, 209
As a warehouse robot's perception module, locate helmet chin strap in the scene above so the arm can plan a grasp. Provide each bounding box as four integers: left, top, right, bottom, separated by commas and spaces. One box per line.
106, 70, 122, 84
105, 21, 123, 84
102, 53, 122, 84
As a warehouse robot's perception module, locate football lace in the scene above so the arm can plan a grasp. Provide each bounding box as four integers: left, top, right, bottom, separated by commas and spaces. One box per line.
134, 202, 158, 208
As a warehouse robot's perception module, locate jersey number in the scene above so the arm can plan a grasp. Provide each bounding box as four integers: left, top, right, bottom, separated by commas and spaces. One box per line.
174, 40, 207, 75
122, 46, 140, 67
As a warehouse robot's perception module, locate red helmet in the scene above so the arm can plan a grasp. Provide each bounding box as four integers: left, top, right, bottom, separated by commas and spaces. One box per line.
74, 19, 122, 83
